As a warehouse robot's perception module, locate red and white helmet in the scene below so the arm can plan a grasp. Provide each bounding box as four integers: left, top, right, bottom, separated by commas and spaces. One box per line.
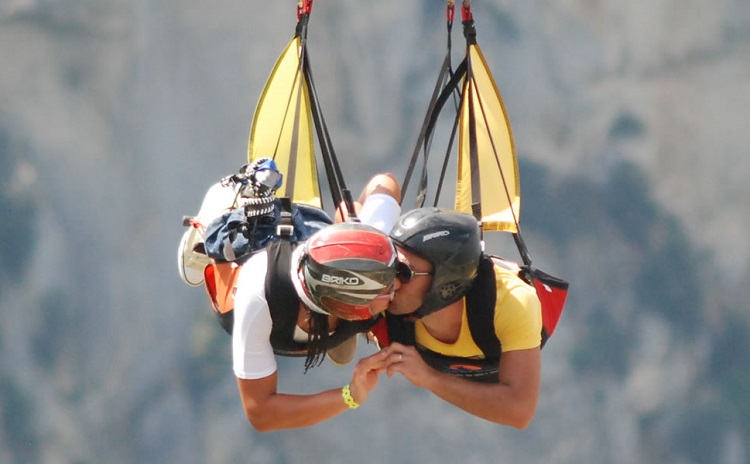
292, 222, 397, 321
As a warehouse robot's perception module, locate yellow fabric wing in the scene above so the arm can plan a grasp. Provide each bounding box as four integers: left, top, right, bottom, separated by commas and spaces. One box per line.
248, 36, 321, 208
456, 44, 520, 233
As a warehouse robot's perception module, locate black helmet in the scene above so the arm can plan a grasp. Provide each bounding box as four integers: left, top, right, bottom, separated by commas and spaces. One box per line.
389, 208, 482, 317
292, 222, 398, 321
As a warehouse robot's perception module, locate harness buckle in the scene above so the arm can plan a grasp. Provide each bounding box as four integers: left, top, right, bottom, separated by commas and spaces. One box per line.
277, 224, 294, 237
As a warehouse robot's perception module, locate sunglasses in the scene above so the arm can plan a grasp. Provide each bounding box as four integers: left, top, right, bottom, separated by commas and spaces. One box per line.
395, 260, 432, 283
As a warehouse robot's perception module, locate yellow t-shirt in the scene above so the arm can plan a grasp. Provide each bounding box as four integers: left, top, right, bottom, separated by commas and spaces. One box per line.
414, 264, 542, 358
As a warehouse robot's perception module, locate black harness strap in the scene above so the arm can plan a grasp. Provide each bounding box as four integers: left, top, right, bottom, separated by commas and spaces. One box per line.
464, 256, 501, 359
385, 314, 417, 348
303, 47, 346, 210
265, 204, 308, 355
402, 58, 468, 208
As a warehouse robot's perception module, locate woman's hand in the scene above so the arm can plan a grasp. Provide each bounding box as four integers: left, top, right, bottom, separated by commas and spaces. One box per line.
348, 349, 389, 404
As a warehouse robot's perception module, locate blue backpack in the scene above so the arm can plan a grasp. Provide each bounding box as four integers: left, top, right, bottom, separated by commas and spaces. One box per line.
203, 198, 333, 263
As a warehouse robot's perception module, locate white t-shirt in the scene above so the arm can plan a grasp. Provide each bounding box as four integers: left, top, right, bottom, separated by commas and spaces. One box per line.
232, 194, 401, 379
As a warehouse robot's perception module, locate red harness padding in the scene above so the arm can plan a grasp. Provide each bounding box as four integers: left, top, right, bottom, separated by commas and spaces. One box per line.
369, 317, 390, 348
528, 268, 569, 345
204, 262, 240, 334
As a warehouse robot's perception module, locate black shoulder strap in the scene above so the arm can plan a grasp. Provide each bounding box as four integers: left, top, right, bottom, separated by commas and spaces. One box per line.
464, 255, 501, 359
264, 239, 307, 356
277, 197, 294, 237
263, 198, 306, 355
385, 314, 417, 347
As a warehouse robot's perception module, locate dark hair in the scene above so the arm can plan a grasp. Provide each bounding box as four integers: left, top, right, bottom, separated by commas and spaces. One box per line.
303, 311, 330, 372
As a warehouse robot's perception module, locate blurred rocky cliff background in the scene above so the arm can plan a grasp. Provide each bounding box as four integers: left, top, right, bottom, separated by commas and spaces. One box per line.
1, 0, 749, 463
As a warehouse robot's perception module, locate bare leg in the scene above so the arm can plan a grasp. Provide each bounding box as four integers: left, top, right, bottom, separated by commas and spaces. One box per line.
337, 173, 402, 222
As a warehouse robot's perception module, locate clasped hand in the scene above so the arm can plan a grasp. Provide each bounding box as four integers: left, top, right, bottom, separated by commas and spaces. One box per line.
351, 342, 434, 402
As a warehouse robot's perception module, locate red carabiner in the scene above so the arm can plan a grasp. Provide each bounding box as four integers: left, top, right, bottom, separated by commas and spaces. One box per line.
296, 0, 313, 20
461, 2, 473, 22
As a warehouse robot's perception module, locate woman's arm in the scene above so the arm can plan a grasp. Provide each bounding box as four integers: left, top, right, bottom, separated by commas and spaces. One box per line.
237, 350, 389, 432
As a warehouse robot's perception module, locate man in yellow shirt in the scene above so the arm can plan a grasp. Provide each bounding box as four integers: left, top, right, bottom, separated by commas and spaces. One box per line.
376, 208, 543, 429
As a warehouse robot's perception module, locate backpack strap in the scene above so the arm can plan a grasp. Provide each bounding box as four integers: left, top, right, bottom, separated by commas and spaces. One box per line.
385, 314, 417, 347
265, 200, 308, 356
276, 197, 295, 238
464, 255, 501, 360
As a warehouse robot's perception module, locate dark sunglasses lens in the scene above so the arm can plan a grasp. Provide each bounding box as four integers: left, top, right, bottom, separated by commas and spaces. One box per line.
395, 261, 413, 283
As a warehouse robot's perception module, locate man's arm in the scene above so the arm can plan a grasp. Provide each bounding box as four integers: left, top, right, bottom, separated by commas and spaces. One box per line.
236, 349, 389, 432
382, 343, 540, 429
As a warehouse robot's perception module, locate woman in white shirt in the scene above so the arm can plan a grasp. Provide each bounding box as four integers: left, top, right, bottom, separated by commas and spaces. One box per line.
233, 173, 403, 431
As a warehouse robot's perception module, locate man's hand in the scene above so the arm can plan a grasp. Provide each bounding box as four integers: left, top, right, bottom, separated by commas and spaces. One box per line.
380, 342, 437, 389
